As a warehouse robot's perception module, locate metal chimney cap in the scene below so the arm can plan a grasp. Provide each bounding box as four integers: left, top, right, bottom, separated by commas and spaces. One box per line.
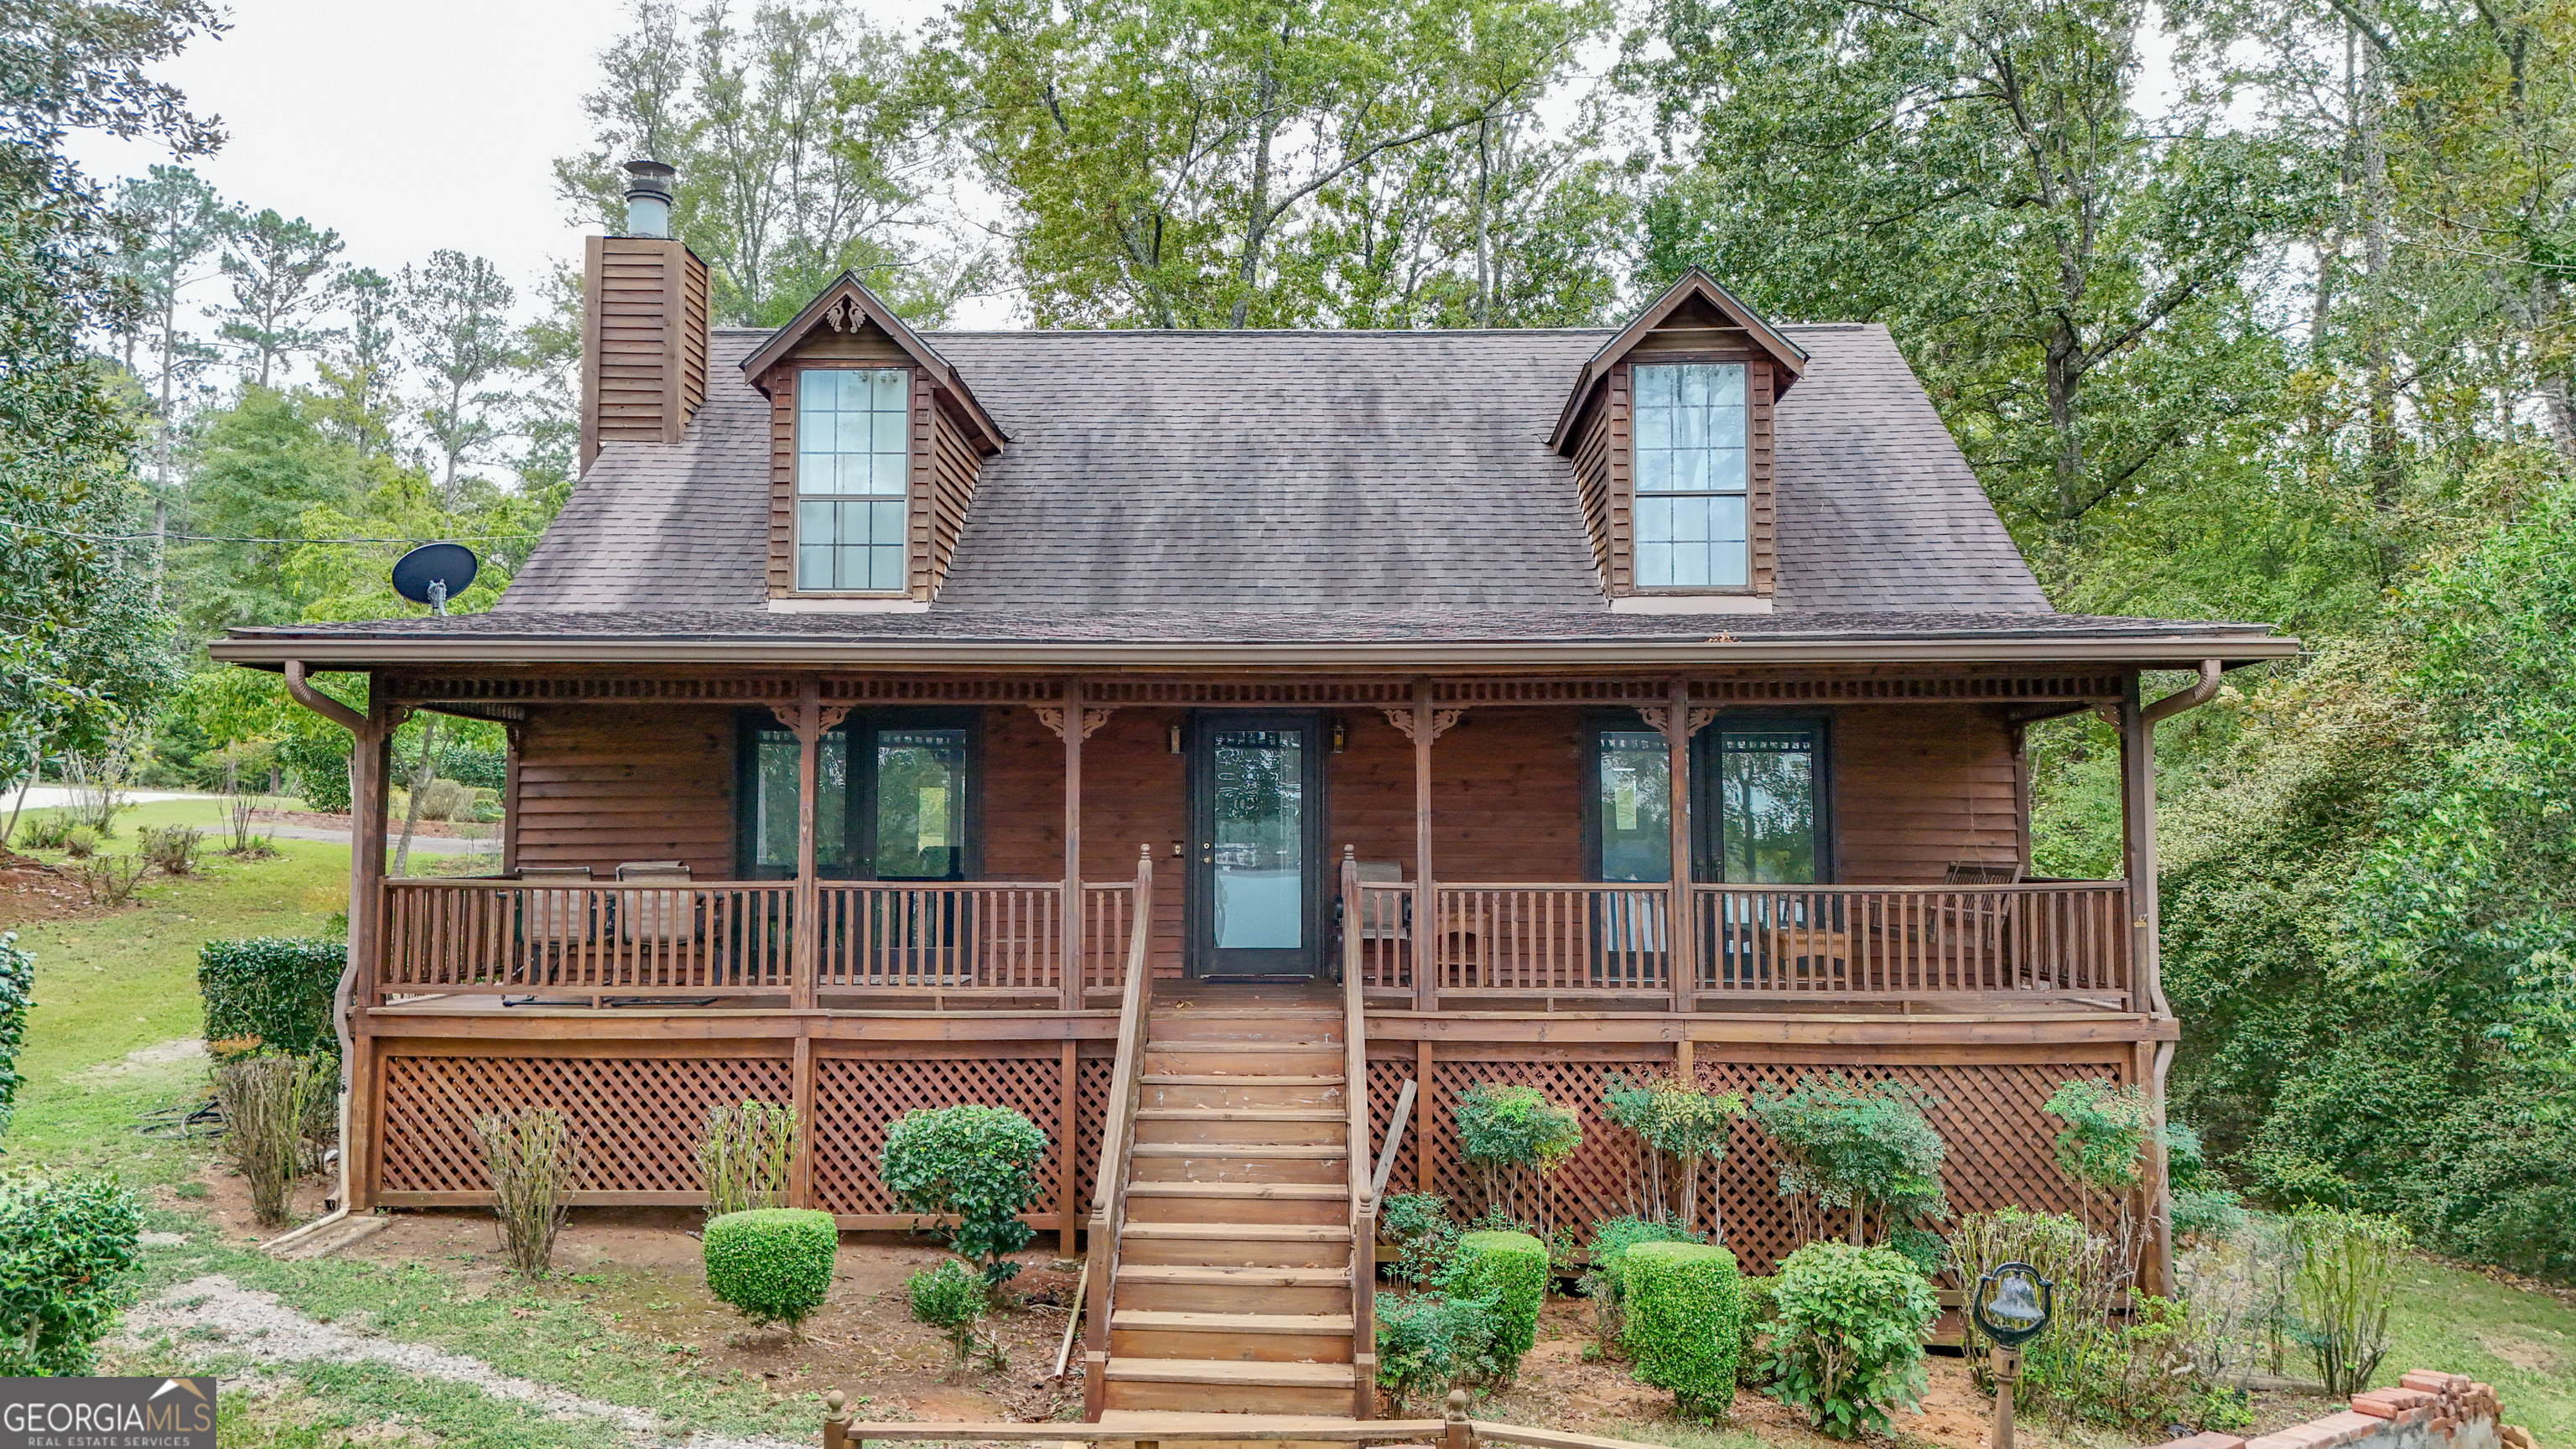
621, 159, 677, 202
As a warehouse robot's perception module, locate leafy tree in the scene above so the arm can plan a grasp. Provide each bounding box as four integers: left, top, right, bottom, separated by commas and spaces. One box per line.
558, 0, 974, 327
213, 208, 342, 386
107, 164, 229, 583
0, 0, 214, 764
1625, 0, 2321, 566
1749, 1073, 1946, 1247
174, 386, 365, 631
314, 265, 402, 460
930, 0, 1612, 328
398, 249, 517, 496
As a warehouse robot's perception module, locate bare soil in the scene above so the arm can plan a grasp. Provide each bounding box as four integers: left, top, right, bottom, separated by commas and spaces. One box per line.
0, 849, 89, 927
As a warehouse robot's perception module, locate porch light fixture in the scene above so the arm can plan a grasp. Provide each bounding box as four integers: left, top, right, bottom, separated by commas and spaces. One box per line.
1971, 1261, 2054, 1449
1331, 716, 1347, 753
1168, 723, 1182, 754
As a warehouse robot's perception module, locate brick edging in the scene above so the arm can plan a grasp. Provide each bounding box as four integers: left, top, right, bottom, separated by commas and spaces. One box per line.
2142, 1372, 2533, 1449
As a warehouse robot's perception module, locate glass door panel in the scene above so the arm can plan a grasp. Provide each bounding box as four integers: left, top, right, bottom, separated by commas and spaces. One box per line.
1189, 714, 1324, 978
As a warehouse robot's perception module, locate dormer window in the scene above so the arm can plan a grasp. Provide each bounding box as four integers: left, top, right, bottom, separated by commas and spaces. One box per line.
1633, 362, 1748, 589
795, 366, 912, 592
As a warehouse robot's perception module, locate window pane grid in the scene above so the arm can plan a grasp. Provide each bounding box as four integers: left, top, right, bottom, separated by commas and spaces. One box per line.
795, 366, 911, 592
1633, 362, 1749, 589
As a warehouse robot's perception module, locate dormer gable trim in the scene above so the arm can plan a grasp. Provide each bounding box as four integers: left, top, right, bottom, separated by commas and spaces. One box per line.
1548, 268, 1806, 454
740, 273, 1009, 453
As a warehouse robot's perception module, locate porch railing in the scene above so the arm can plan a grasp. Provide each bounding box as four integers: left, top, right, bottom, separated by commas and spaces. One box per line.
377, 878, 797, 998
377, 875, 1139, 1003
1342, 879, 2131, 1010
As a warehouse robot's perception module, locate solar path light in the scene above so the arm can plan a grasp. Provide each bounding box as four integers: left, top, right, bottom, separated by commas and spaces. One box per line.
1971, 1261, 2054, 1449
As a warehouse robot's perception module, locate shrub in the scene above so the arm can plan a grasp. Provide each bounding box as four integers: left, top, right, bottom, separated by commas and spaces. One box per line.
1602, 1072, 1741, 1233
0, 1175, 142, 1376
1749, 1073, 1947, 1246
698, 1099, 797, 1218
69, 853, 146, 905
13, 811, 72, 850
60, 826, 97, 859
704, 1208, 838, 1332
215, 1054, 330, 1227
0, 934, 31, 1138
291, 750, 350, 813
1374, 1290, 1500, 1412
1454, 1083, 1582, 1239
1380, 1192, 1461, 1288
2290, 1208, 2407, 1396
879, 1104, 1046, 1288
1577, 1214, 1701, 1350
413, 777, 475, 822
2174, 1187, 2250, 1240
200, 937, 345, 1061
1764, 1241, 1936, 1439
1452, 1230, 1546, 1375
1949, 1207, 2093, 1396
1619, 1241, 1742, 1419
137, 823, 202, 875
907, 1258, 995, 1365
1735, 1275, 1776, 1385
475, 1108, 582, 1278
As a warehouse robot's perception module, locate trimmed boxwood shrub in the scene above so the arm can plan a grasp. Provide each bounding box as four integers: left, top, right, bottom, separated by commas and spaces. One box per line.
1618, 1240, 1742, 1419
200, 937, 345, 1059
703, 1208, 837, 1331
0, 1175, 143, 1375
880, 1104, 1047, 1287
1764, 1241, 1936, 1439
1452, 1229, 1547, 1374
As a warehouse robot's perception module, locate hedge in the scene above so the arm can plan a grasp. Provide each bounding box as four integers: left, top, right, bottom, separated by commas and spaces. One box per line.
0, 1176, 142, 1376
200, 937, 345, 1059
1620, 1240, 1743, 1419
0, 933, 32, 1136
703, 1208, 838, 1328
1452, 1229, 1548, 1372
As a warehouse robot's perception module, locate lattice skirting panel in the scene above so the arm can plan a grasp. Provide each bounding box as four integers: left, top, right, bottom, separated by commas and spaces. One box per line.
1368, 1048, 2130, 1275
377, 1050, 794, 1198
373, 1043, 1110, 1223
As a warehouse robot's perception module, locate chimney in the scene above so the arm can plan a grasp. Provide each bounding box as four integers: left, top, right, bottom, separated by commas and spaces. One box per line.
579, 159, 709, 470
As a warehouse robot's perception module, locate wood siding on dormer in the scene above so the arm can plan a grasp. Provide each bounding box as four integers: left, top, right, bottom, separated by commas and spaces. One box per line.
1592, 317, 1777, 597
762, 326, 987, 600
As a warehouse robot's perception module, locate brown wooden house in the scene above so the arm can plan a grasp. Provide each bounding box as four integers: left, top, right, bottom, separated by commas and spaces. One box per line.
210, 167, 2294, 1424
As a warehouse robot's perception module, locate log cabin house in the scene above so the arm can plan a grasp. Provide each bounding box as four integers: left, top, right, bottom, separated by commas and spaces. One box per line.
210, 164, 2296, 1422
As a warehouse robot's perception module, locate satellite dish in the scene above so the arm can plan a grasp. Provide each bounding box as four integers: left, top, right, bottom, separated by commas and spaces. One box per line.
392, 543, 480, 615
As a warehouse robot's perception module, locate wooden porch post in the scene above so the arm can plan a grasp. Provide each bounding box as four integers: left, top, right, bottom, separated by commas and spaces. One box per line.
2118, 672, 2174, 1296
498, 718, 524, 877
1411, 680, 1436, 1012
792, 678, 823, 1012
1664, 678, 1696, 1014
345, 687, 398, 1211
1062, 678, 1084, 1012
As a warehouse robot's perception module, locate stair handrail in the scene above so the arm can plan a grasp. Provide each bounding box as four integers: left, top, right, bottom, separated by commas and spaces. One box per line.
1083, 844, 1156, 1420
1342, 849, 1377, 1419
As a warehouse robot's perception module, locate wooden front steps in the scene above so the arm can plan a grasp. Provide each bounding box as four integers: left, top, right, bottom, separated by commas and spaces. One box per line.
1102, 995, 1362, 1419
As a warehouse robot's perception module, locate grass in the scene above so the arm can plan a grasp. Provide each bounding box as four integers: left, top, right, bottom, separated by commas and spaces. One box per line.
5, 833, 348, 1183
2382, 1256, 2576, 1442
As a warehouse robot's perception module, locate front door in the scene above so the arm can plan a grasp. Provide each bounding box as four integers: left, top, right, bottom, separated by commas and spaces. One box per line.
1187, 713, 1327, 979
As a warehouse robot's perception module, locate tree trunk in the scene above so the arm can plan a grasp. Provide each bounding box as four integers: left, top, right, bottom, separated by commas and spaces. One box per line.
3, 735, 37, 848
1473, 109, 1493, 330
1230, 48, 1280, 330
2046, 330, 2085, 532
2360, 35, 2401, 579
392, 718, 439, 877
1850, 1195, 1867, 1245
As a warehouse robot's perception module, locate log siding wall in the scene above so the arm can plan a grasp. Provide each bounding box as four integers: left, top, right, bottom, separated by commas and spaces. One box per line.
502, 700, 2021, 932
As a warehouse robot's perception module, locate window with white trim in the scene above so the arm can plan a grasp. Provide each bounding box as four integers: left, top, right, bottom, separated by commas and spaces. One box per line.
795, 367, 911, 591
1633, 362, 1748, 589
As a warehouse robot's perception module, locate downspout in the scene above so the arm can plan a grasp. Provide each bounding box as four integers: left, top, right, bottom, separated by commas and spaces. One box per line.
265, 661, 367, 1253
2142, 657, 2224, 727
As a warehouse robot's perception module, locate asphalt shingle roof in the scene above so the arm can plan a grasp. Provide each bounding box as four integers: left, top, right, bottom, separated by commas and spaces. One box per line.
499, 322, 2054, 620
